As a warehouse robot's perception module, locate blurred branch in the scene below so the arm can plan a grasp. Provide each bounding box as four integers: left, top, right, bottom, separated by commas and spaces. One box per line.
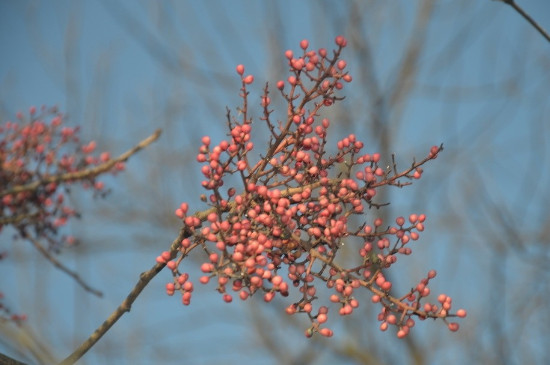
390, 0, 434, 111
19, 229, 103, 297
0, 320, 58, 365
498, 0, 550, 43
0, 352, 27, 365
0, 129, 162, 198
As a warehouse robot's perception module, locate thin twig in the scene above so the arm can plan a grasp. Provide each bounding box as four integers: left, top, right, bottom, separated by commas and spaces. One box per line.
500, 0, 550, 43
20, 229, 103, 297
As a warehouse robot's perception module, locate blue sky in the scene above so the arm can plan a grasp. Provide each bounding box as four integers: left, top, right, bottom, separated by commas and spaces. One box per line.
1, 1, 550, 364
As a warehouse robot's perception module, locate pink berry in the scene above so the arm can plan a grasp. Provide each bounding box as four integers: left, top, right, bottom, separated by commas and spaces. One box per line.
300, 39, 309, 50
236, 64, 245, 75
335, 35, 347, 47
397, 328, 408, 338
182, 292, 192, 305
456, 309, 467, 318
448, 322, 459, 332
271, 275, 283, 286
237, 160, 247, 171
286, 304, 297, 315
100, 152, 110, 162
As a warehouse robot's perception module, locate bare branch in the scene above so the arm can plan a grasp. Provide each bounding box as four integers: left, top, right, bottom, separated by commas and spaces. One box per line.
59, 226, 190, 365
19, 229, 103, 297
498, 0, 550, 43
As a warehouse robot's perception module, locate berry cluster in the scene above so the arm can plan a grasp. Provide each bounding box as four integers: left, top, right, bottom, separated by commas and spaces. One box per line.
0, 106, 124, 249
158, 37, 465, 337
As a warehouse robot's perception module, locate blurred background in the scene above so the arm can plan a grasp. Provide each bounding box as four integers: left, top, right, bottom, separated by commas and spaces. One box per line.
1, 1, 550, 364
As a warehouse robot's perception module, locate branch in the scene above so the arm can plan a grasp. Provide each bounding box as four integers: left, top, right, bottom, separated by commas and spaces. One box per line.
0, 352, 28, 365
0, 129, 162, 198
58, 227, 189, 365
499, 0, 550, 43
19, 229, 103, 297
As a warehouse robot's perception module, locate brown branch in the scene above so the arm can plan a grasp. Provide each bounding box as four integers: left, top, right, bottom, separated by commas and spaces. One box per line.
1, 129, 162, 198
0, 212, 40, 226
19, 229, 103, 297
58, 141, 440, 363
500, 0, 550, 43
0, 352, 28, 365
59, 227, 190, 365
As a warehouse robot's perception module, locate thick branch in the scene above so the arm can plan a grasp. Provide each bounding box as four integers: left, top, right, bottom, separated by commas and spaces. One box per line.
0, 352, 28, 365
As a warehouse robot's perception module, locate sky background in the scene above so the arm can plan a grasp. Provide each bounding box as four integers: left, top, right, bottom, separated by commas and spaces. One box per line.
1, 1, 550, 364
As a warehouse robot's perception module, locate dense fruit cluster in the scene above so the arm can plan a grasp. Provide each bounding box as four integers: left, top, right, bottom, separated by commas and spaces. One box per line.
0, 106, 124, 248
0, 106, 153, 319
157, 37, 465, 337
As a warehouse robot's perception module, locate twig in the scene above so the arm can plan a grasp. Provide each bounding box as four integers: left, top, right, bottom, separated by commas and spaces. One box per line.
20, 229, 103, 297
500, 0, 550, 43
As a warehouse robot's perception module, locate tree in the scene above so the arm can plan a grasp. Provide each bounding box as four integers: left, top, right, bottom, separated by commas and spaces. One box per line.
2, 1, 549, 364
1, 38, 465, 365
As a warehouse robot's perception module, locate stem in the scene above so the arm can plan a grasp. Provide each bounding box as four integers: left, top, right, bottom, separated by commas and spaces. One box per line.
502, 0, 550, 43
1, 129, 162, 198
21, 229, 103, 297
59, 227, 188, 365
